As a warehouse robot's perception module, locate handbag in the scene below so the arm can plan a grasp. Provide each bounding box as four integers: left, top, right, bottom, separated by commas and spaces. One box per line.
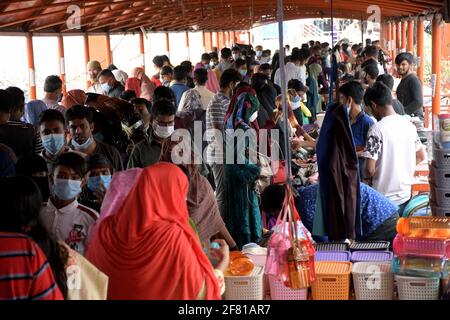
264, 186, 316, 289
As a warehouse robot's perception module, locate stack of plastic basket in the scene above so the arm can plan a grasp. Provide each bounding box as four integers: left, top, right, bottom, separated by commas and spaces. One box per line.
392, 217, 450, 300
431, 132, 450, 217
349, 242, 394, 300
310, 242, 352, 300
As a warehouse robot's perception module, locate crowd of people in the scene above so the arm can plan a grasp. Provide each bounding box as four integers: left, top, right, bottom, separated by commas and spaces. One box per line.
0, 37, 426, 300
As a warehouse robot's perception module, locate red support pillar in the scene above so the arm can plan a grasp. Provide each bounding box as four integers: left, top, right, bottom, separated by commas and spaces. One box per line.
417, 17, 424, 84
396, 21, 401, 53
139, 31, 145, 71
185, 31, 190, 60
105, 32, 112, 65
401, 20, 407, 52
407, 19, 414, 53
57, 34, 66, 95
247, 31, 251, 45
392, 22, 397, 61
165, 32, 170, 57
202, 31, 206, 52
209, 32, 213, 52
26, 33, 36, 100
84, 33, 91, 89
215, 32, 220, 51
387, 22, 392, 57
432, 14, 443, 128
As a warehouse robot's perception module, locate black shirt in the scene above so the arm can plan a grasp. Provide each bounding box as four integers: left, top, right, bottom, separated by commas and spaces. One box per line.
93, 140, 124, 172
69, 139, 124, 172
396, 73, 423, 118
106, 83, 125, 98
0, 121, 35, 158
392, 99, 406, 115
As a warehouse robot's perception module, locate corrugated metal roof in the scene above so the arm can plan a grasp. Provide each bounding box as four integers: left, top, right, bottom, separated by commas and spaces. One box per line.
0, 0, 445, 33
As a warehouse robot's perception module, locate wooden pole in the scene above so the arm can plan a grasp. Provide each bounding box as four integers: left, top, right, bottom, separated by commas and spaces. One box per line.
26, 33, 36, 100
105, 32, 112, 65
401, 19, 407, 51
57, 34, 66, 95
417, 17, 424, 84
407, 18, 414, 53
84, 33, 91, 89
202, 31, 206, 52
209, 32, 213, 52
165, 32, 170, 57
185, 31, 190, 60
139, 31, 145, 71
432, 14, 443, 129
215, 32, 219, 50
392, 21, 397, 60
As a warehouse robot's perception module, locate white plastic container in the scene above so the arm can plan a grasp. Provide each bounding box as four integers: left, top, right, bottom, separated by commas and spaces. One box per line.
224, 266, 264, 300
352, 262, 393, 300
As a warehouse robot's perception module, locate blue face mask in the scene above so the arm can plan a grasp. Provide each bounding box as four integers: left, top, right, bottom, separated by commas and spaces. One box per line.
71, 136, 94, 151
101, 83, 111, 93
42, 133, 65, 155
87, 175, 112, 192
53, 178, 82, 201
239, 69, 247, 77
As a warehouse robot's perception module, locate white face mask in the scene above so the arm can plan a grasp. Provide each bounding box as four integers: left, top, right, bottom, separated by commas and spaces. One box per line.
153, 122, 174, 139
249, 111, 258, 123
291, 99, 302, 110
233, 53, 240, 60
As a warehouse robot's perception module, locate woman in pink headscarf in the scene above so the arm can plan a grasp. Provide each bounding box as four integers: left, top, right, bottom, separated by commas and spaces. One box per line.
125, 67, 156, 102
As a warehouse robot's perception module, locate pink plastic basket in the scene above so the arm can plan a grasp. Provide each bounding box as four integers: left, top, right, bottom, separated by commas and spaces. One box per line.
350, 251, 393, 262
393, 234, 450, 259
268, 275, 308, 300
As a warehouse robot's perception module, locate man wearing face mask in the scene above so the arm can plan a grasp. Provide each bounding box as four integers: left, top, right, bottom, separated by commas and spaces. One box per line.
98, 69, 125, 98
361, 82, 425, 214
80, 154, 113, 213
39, 152, 98, 255
235, 58, 250, 83
38, 109, 75, 173
231, 46, 241, 62
127, 98, 176, 169
66, 105, 123, 172
338, 81, 375, 180
42, 75, 66, 115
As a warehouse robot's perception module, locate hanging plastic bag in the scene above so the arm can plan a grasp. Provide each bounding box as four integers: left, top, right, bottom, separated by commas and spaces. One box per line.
264, 185, 316, 289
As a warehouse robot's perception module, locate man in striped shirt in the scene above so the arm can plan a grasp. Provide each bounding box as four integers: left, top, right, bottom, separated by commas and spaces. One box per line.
0, 232, 63, 300
206, 69, 241, 218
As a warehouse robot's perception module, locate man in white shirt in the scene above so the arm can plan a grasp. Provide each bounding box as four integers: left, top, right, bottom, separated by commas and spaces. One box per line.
178, 68, 214, 112
362, 82, 425, 213
274, 48, 309, 91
